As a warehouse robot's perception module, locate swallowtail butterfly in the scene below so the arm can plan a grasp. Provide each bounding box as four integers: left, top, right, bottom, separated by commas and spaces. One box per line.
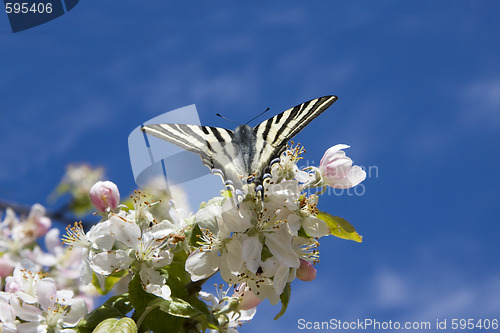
141, 95, 337, 195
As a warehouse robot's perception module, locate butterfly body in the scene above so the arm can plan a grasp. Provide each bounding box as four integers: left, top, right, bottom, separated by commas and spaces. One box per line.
142, 95, 338, 193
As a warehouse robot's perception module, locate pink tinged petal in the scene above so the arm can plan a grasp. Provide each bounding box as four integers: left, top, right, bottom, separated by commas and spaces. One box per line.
241, 235, 263, 274
35, 216, 51, 238
36, 278, 57, 311
0, 257, 14, 278
325, 165, 366, 189
234, 284, 262, 310
264, 228, 300, 269
319, 144, 350, 166
296, 259, 317, 281
89, 181, 120, 212
185, 249, 220, 281
302, 216, 330, 238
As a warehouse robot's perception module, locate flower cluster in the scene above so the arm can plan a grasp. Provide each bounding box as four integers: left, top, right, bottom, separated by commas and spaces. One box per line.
0, 143, 365, 333
185, 143, 366, 304
0, 205, 94, 332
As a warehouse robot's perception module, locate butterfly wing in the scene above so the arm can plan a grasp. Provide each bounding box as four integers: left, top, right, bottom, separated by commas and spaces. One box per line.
251, 95, 338, 178
141, 123, 247, 188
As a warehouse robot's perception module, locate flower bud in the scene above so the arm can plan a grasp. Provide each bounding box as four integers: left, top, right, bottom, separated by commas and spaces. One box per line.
319, 144, 366, 189
296, 259, 316, 281
90, 181, 120, 212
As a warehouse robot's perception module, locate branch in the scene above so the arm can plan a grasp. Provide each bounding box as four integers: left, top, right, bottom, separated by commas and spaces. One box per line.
185, 277, 210, 296
0, 198, 95, 228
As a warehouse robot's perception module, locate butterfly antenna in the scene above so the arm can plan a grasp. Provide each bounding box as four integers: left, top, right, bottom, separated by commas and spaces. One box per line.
245, 107, 270, 125
216, 113, 241, 126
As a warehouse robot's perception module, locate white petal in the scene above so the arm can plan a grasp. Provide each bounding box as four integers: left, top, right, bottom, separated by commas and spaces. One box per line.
302, 216, 331, 238
44, 228, 63, 256
109, 215, 141, 249
241, 235, 262, 274
185, 249, 220, 281
89, 251, 133, 275
325, 165, 366, 189
264, 228, 300, 269
320, 144, 350, 166
64, 298, 88, 326
36, 278, 57, 311
16, 321, 44, 333
286, 214, 301, 236
221, 200, 252, 233
140, 265, 171, 299
11, 298, 41, 322
273, 264, 290, 295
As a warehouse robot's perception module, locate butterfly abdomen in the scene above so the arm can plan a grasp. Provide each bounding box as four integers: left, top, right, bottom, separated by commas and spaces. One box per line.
233, 124, 257, 178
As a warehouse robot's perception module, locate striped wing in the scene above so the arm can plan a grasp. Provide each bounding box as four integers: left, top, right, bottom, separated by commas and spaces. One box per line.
141, 123, 247, 187
251, 95, 338, 177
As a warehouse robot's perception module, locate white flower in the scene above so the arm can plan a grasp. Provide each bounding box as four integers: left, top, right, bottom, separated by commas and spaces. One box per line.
200, 286, 256, 333
11, 278, 87, 332
318, 144, 366, 189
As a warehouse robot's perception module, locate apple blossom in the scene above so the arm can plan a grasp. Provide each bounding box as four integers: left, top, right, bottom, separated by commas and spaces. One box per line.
318, 144, 366, 189
89, 180, 120, 212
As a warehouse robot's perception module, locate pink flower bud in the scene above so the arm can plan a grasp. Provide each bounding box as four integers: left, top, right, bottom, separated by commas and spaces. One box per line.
90, 181, 120, 212
233, 283, 262, 310
319, 144, 366, 189
296, 259, 317, 281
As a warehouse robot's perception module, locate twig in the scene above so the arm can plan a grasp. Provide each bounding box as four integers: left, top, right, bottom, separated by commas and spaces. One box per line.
0, 198, 94, 228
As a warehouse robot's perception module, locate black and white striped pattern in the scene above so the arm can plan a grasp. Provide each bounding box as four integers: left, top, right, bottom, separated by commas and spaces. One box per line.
142, 95, 338, 192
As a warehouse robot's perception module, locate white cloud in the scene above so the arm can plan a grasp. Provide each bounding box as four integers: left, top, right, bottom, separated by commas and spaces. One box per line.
460, 78, 500, 129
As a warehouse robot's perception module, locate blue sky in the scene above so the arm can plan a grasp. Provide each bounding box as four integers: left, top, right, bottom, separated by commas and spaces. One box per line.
1, 1, 500, 332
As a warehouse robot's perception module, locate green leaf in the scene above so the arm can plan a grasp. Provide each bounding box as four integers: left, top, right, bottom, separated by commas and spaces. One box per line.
316, 211, 362, 242
147, 297, 201, 319
129, 274, 183, 333
76, 294, 133, 333
274, 283, 291, 320
92, 318, 137, 333
92, 270, 128, 295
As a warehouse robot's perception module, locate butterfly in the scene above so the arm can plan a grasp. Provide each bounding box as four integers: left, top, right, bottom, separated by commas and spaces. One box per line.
141, 95, 337, 196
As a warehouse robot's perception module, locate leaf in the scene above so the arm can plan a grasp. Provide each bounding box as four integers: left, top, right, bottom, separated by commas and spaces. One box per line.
76, 294, 133, 333
92, 317, 137, 333
316, 211, 362, 242
274, 283, 291, 320
147, 297, 201, 318
92, 270, 128, 295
